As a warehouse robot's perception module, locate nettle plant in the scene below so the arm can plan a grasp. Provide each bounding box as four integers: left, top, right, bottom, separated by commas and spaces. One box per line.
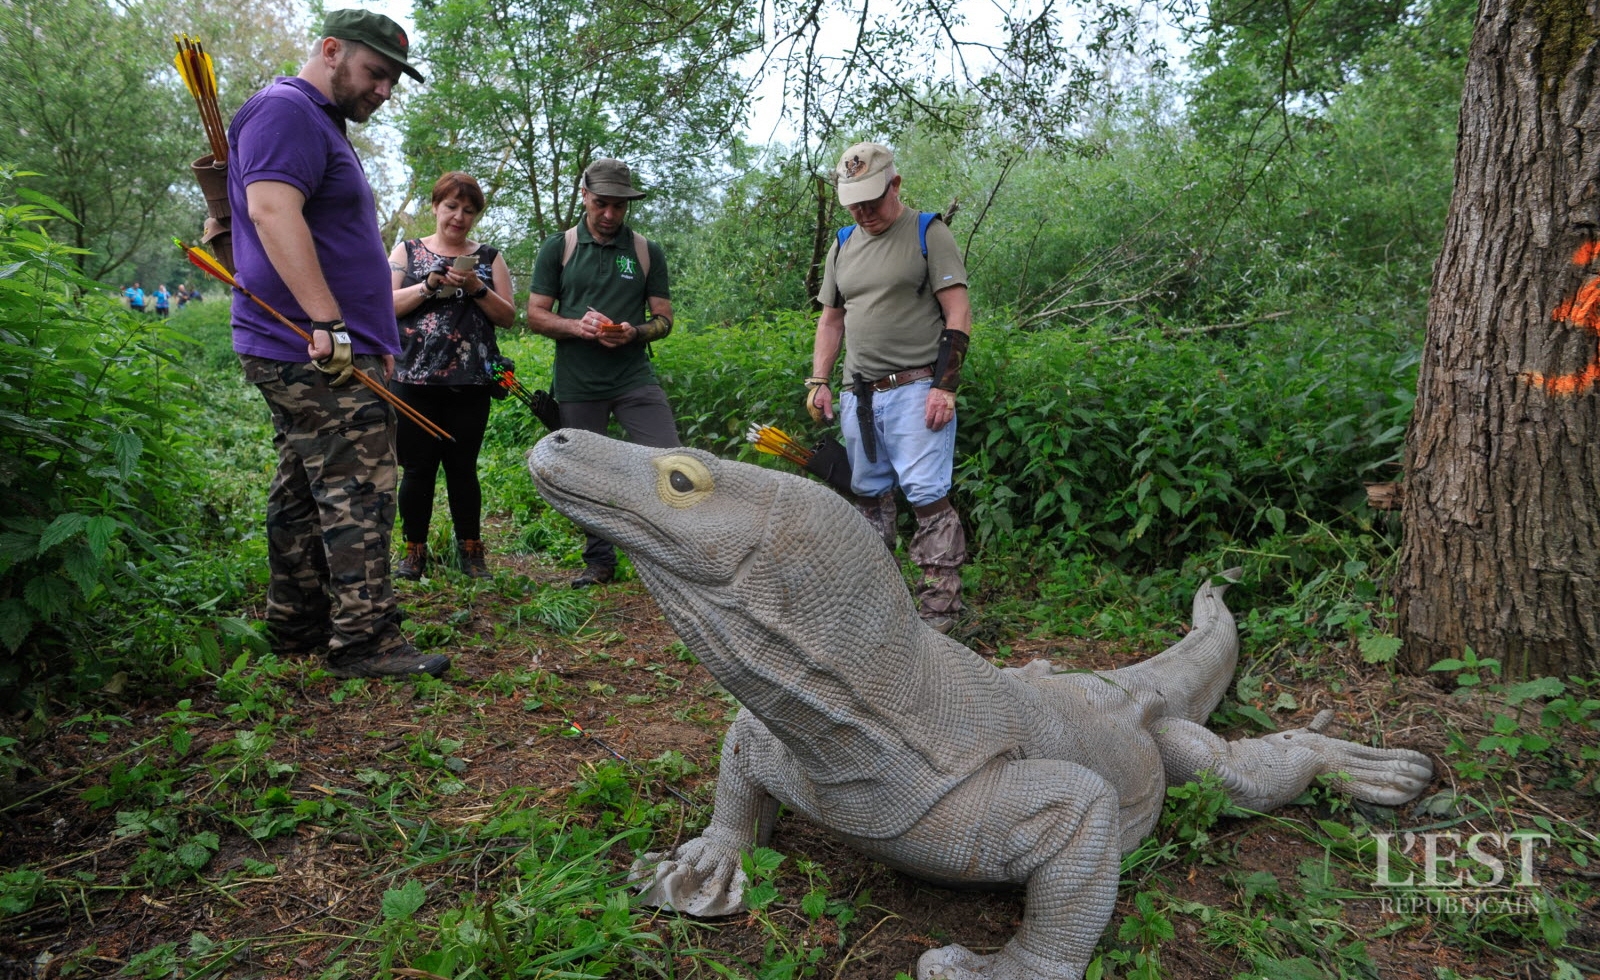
0, 171, 212, 698
1431, 651, 1599, 790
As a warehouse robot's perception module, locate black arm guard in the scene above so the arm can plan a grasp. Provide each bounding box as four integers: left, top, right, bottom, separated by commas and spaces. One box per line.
933, 329, 969, 391
636, 313, 673, 343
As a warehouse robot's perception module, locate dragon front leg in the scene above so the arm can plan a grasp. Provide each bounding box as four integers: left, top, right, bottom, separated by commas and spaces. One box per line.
632, 709, 780, 916
902, 758, 1121, 980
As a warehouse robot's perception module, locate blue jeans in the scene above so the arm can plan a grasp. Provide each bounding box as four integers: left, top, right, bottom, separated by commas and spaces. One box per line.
839, 379, 956, 507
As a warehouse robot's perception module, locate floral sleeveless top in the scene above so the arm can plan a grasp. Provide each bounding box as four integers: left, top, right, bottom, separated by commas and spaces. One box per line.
394, 239, 501, 386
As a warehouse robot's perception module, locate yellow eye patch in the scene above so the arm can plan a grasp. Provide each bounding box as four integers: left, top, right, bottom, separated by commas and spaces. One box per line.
652, 454, 714, 508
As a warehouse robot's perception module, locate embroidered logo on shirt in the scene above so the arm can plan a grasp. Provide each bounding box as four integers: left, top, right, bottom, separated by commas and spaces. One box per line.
616, 254, 638, 278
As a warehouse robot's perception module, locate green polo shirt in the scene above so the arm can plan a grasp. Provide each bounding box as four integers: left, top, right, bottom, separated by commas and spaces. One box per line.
529, 222, 671, 401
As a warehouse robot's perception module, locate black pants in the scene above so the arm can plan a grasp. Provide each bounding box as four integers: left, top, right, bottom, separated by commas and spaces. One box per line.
393, 382, 493, 544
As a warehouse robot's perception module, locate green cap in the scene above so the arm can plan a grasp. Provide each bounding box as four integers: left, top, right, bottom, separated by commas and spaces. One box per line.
322, 8, 425, 83
582, 158, 646, 200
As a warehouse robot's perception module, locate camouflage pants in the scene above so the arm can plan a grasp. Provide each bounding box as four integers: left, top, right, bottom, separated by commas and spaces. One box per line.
240, 355, 401, 658
853, 491, 898, 550
857, 492, 967, 616
909, 500, 966, 616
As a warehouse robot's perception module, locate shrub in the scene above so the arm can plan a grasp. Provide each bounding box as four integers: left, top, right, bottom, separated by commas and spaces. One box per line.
0, 172, 213, 698
653, 309, 1415, 570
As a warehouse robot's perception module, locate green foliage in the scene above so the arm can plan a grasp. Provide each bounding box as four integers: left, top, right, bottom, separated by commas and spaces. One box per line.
401, 0, 757, 263
0, 174, 222, 697
389, 818, 662, 980
115, 810, 220, 886
512, 586, 598, 634
0, 2, 198, 282
658, 310, 1415, 572
1433, 659, 1600, 795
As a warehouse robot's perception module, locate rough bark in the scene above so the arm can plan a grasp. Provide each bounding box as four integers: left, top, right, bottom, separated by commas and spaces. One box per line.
1397, 0, 1600, 677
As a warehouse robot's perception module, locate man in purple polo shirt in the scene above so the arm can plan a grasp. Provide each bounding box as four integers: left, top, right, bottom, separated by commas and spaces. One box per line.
228, 9, 448, 679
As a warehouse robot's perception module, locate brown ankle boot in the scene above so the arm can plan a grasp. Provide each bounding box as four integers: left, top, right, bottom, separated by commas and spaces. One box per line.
457, 539, 490, 579
396, 541, 428, 580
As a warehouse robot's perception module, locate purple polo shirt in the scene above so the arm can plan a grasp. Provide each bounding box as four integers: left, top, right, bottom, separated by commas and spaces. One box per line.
227, 76, 399, 360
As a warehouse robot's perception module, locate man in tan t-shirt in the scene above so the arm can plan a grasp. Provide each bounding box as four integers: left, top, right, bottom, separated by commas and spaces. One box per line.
805, 142, 973, 632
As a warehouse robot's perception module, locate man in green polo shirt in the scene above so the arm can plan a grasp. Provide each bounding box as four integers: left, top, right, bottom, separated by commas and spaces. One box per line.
528, 157, 679, 587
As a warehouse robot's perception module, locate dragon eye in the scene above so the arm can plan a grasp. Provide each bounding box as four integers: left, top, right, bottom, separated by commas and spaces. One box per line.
652, 454, 714, 508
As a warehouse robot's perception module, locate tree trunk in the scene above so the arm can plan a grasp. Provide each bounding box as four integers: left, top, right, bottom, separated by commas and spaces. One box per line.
805, 174, 833, 309
1397, 0, 1600, 678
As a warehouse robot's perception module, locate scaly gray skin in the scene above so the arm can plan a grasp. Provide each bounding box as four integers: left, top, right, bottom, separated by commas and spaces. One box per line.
528, 430, 1435, 980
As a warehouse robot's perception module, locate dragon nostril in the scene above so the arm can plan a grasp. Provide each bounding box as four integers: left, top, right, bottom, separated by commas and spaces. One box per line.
553, 433, 569, 444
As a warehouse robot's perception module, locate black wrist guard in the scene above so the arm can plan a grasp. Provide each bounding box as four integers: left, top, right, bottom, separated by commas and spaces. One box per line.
933, 329, 969, 391
637, 313, 673, 343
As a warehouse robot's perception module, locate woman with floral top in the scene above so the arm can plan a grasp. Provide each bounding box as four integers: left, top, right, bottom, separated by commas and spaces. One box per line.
388, 171, 516, 579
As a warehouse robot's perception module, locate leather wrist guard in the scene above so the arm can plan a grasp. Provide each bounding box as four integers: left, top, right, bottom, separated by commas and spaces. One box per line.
310, 319, 355, 387
932, 329, 969, 391
637, 313, 673, 343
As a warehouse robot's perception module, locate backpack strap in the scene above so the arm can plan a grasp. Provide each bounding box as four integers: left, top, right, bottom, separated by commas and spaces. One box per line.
835, 213, 939, 300
916, 211, 936, 257
561, 225, 651, 279
632, 231, 651, 279
561, 225, 579, 268
836, 213, 935, 255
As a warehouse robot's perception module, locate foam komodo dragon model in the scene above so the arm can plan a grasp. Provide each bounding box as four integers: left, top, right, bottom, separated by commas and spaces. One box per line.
527, 430, 1435, 980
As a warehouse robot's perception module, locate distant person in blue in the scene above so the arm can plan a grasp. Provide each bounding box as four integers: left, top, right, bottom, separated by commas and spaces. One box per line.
154, 284, 170, 317
124, 282, 145, 313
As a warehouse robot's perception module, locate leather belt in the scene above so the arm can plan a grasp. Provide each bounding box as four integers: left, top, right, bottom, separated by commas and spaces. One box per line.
868, 365, 934, 392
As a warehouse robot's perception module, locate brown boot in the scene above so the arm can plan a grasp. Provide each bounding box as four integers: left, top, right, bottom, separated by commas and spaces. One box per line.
457, 539, 490, 579
853, 491, 897, 550
910, 499, 967, 631
396, 541, 428, 581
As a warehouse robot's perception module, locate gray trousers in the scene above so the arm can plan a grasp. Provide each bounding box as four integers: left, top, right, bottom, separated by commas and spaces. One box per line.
559, 384, 680, 568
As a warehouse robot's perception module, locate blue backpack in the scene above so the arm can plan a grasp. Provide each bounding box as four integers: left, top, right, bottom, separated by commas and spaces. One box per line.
834, 211, 940, 300
835, 211, 938, 254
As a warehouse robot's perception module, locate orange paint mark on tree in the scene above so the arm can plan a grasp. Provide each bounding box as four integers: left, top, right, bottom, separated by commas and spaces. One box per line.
1523, 241, 1600, 396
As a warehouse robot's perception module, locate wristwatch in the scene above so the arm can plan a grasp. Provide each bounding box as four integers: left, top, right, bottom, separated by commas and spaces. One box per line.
470, 284, 489, 299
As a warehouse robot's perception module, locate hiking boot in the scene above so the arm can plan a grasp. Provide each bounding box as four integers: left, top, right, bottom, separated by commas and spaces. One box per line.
396, 541, 428, 581
272, 630, 331, 659
571, 564, 615, 588
457, 539, 490, 579
325, 641, 450, 679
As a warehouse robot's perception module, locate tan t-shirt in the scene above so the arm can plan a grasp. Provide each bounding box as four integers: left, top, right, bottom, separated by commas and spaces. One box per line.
817, 207, 969, 383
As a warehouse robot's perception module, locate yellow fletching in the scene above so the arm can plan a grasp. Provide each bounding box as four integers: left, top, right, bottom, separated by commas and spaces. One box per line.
178, 240, 235, 286
173, 51, 196, 94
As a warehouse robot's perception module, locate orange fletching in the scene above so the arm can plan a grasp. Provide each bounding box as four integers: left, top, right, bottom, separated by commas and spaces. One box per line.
179, 240, 235, 286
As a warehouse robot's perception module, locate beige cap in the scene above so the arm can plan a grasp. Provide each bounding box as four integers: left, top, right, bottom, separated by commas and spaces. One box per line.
834, 142, 896, 206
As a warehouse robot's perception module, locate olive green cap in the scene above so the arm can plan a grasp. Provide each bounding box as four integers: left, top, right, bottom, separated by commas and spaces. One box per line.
323, 8, 424, 83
